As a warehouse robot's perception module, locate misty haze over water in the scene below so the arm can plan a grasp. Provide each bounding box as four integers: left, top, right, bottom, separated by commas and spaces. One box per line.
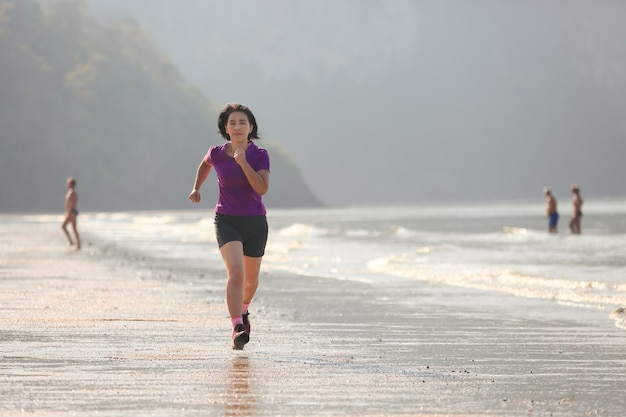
19, 1, 626, 207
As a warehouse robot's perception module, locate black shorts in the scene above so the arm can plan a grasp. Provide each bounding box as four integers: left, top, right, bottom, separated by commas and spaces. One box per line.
214, 213, 268, 257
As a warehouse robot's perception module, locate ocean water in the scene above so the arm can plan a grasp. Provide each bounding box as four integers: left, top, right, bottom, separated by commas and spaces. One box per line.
33, 199, 626, 329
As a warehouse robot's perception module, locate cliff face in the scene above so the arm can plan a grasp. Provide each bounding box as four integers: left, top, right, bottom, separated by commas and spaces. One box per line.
0, 0, 322, 212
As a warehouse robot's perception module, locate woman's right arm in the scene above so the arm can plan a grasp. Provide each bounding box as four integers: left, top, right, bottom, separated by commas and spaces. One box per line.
189, 159, 212, 203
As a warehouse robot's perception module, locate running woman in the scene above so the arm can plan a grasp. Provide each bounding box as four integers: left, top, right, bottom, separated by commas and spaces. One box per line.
189, 103, 270, 350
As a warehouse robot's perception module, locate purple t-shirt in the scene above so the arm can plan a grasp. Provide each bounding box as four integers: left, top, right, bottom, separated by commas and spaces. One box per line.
204, 141, 270, 216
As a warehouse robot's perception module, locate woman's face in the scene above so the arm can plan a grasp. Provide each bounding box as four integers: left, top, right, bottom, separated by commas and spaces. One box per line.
225, 111, 253, 142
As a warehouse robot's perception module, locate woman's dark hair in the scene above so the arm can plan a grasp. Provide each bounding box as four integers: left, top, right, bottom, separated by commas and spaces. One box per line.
217, 103, 259, 141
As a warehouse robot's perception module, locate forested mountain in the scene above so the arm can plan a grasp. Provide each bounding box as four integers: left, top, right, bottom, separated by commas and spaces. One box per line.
0, 0, 321, 212
86, 0, 626, 205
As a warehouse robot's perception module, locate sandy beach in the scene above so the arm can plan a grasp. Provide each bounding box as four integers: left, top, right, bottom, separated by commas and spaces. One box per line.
1, 215, 625, 417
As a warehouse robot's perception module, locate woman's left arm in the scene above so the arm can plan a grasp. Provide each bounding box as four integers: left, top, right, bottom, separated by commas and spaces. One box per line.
234, 148, 270, 195
241, 165, 270, 195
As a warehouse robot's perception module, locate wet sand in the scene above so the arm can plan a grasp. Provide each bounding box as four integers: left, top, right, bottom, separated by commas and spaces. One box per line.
1, 215, 625, 416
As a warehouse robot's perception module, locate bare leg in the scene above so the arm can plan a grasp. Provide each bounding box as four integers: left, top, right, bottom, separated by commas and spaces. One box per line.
220, 242, 264, 318
61, 221, 73, 246
220, 241, 246, 319
71, 219, 81, 249
243, 255, 262, 305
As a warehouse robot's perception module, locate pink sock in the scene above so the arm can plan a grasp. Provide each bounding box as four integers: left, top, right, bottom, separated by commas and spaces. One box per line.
231, 316, 243, 328
242, 303, 250, 314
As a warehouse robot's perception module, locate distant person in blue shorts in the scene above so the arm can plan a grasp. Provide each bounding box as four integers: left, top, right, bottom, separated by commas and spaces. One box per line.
189, 103, 270, 350
569, 184, 583, 234
62, 177, 81, 250
543, 187, 559, 234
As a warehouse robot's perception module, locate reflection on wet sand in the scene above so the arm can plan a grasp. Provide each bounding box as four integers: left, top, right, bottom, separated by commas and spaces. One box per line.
225, 355, 255, 416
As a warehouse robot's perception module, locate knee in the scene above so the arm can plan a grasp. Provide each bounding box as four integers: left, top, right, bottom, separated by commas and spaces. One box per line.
245, 274, 259, 287
227, 268, 245, 285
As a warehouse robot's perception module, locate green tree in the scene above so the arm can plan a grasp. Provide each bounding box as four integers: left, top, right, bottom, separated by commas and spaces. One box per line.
0, 0, 321, 212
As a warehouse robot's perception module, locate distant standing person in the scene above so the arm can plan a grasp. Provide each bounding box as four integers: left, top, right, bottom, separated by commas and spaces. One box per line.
569, 184, 583, 234
62, 177, 81, 250
188, 103, 270, 350
543, 187, 559, 233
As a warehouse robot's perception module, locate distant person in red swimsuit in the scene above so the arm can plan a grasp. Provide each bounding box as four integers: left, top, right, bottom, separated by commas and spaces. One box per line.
62, 177, 81, 250
569, 184, 583, 234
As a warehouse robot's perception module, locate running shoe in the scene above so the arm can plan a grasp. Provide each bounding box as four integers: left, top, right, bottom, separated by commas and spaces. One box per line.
242, 311, 251, 335
232, 324, 249, 350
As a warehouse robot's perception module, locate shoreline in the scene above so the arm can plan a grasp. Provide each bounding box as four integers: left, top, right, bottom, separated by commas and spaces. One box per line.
1, 216, 625, 416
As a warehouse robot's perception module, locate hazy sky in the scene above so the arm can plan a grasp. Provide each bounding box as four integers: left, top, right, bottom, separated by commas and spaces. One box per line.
87, 0, 626, 205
